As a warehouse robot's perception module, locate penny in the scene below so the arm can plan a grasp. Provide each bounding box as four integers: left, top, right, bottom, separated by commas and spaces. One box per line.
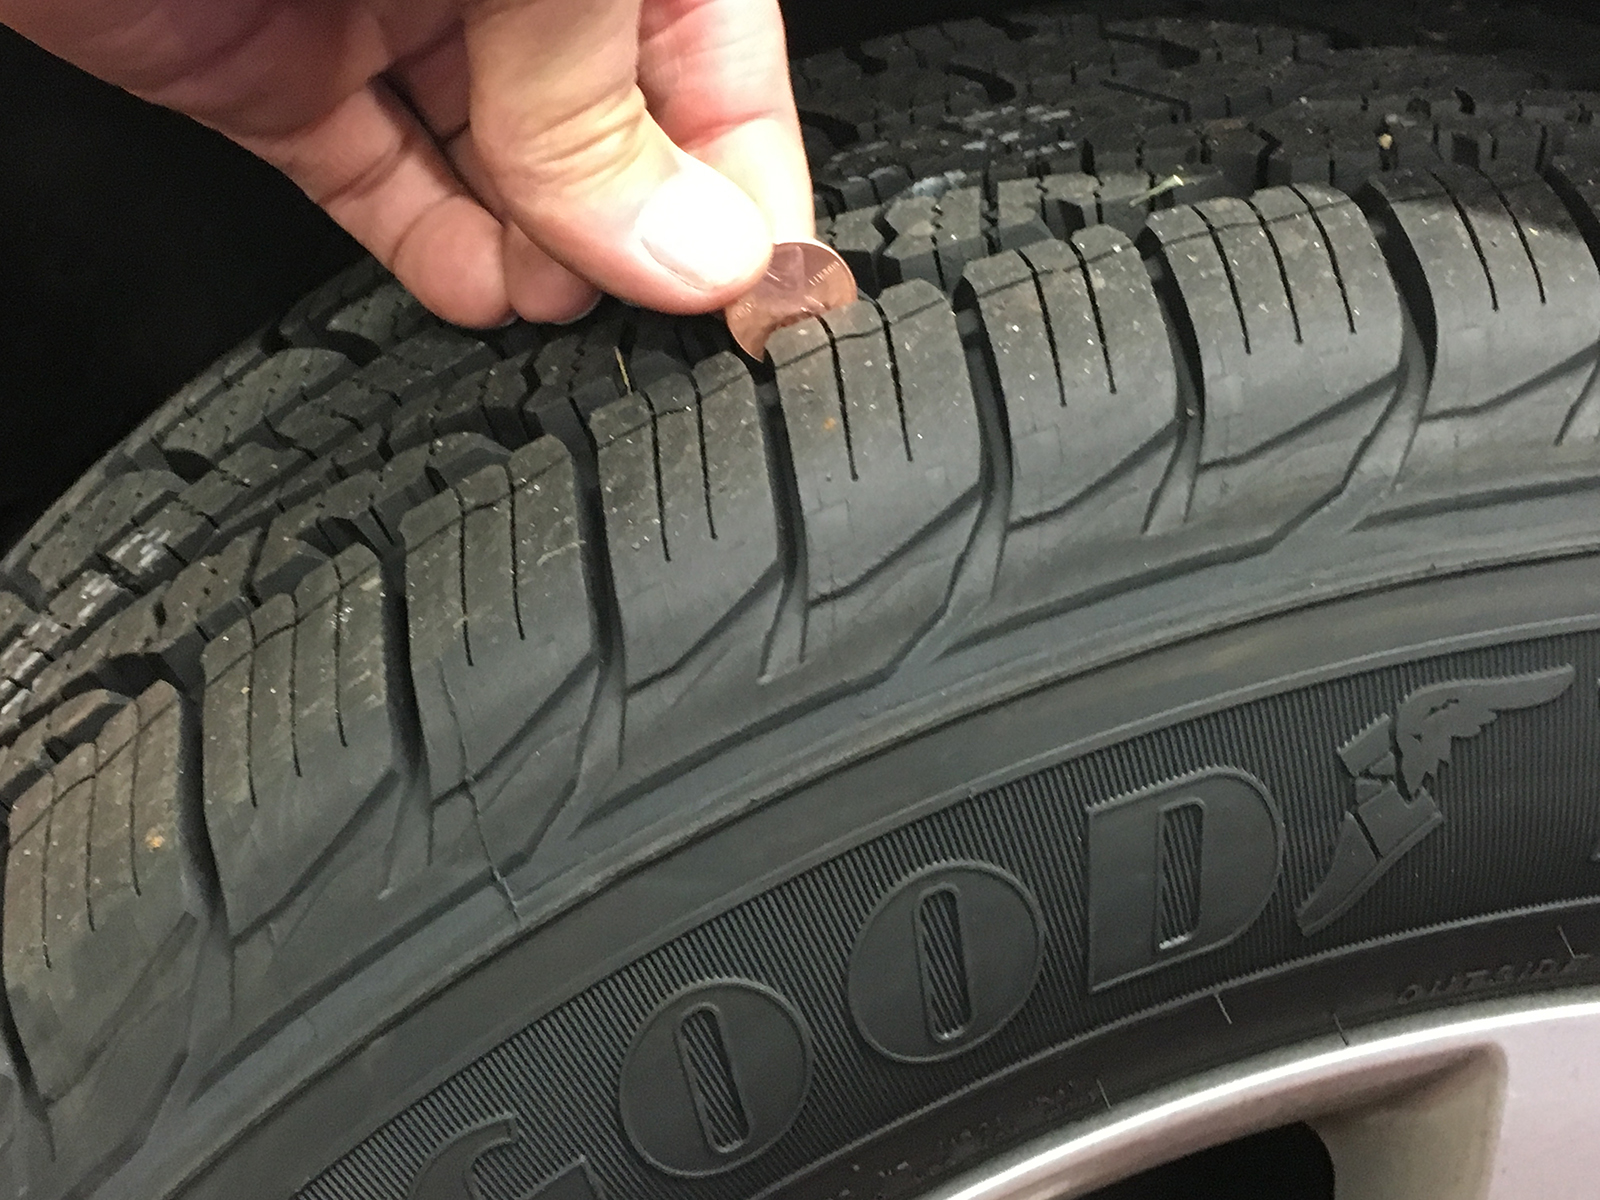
725, 240, 859, 359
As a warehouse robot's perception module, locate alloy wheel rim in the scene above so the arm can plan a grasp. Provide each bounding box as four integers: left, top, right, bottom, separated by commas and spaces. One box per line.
921, 987, 1600, 1200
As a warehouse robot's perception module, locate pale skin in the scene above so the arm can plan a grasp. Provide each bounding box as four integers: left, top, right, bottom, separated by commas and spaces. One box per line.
0, 0, 815, 327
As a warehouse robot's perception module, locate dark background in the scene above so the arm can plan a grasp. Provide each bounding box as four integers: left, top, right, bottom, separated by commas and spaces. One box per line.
0, 0, 982, 552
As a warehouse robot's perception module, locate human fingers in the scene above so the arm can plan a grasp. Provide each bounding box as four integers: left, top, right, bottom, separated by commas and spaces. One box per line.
390, 28, 598, 323
639, 0, 813, 244
3, 0, 459, 139
239, 82, 512, 327
503, 225, 604, 322
463, 0, 772, 315
389, 20, 473, 144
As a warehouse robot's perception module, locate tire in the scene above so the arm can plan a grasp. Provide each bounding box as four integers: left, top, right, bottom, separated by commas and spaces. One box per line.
5, 3, 1600, 1197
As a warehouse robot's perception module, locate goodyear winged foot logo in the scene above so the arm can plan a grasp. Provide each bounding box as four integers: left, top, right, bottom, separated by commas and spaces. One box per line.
1297, 665, 1576, 934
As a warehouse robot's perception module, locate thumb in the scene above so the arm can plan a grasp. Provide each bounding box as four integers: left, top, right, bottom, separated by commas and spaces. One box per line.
463, 0, 773, 314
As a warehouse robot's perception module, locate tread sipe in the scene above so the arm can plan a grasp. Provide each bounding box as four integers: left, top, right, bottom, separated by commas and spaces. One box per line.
3, 3, 1600, 1197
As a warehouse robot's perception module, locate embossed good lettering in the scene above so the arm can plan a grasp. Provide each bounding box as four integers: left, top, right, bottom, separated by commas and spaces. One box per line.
1087, 769, 1283, 990
620, 980, 811, 1177
848, 863, 1043, 1062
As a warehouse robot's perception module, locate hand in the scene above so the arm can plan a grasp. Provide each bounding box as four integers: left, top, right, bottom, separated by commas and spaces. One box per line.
1, 0, 814, 327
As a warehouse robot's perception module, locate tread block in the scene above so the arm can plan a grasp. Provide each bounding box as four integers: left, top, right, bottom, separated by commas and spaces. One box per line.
994, 178, 1066, 251
3, 683, 203, 1106
1041, 172, 1224, 240
361, 329, 496, 404
1148, 186, 1404, 469
827, 206, 891, 297
323, 274, 430, 350
272, 381, 384, 458
253, 433, 510, 596
44, 571, 132, 649
0, 573, 138, 724
102, 501, 215, 590
964, 226, 1178, 527
770, 280, 983, 666
0, 609, 69, 702
1368, 165, 1600, 416
881, 187, 989, 291
271, 333, 493, 462
206, 443, 313, 522
157, 349, 353, 470
16, 534, 261, 745
124, 337, 274, 465
1082, 110, 1204, 178
0, 595, 34, 648
202, 545, 401, 931
1365, 164, 1600, 484
0, 690, 129, 812
401, 438, 598, 845
595, 355, 781, 686
963, 227, 1180, 621
278, 258, 391, 348
23, 470, 186, 596
1259, 102, 1398, 193
389, 357, 537, 456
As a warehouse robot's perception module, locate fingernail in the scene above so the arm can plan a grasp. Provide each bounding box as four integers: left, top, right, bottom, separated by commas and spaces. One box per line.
636, 163, 770, 293
554, 293, 604, 326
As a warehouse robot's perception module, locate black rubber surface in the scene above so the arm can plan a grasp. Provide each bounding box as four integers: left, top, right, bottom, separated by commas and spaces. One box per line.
4, 3, 1600, 1198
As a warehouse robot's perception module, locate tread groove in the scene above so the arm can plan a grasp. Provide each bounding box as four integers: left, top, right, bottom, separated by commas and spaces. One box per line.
82, 763, 96, 933
1060, 240, 1118, 395
1557, 356, 1600, 445
38, 789, 53, 971
1246, 198, 1304, 344
1478, 168, 1549, 305
821, 321, 861, 482
1137, 252, 1205, 534
641, 390, 672, 563
456, 493, 474, 669
754, 379, 810, 675
869, 298, 917, 462
288, 608, 302, 778
1192, 205, 1253, 354
1289, 185, 1358, 334
689, 372, 719, 541
1428, 168, 1501, 311
126, 717, 142, 897
551, 399, 628, 787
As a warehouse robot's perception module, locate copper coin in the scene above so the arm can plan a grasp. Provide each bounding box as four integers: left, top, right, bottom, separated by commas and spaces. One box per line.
725, 240, 859, 359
